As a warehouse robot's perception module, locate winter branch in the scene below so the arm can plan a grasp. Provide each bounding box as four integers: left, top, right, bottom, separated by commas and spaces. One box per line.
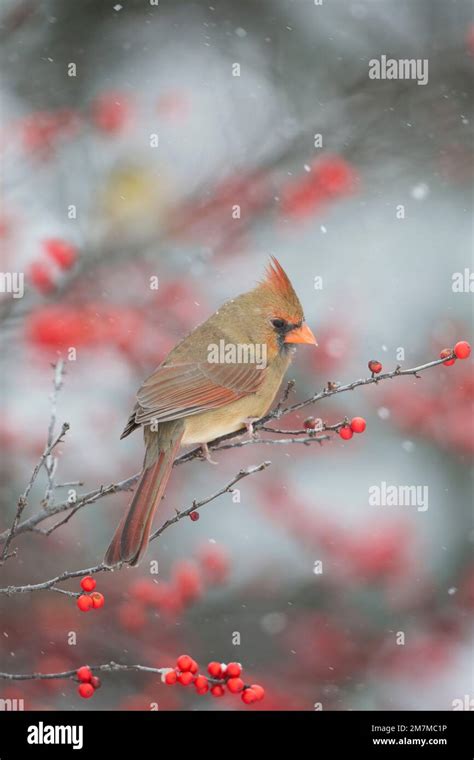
0, 353, 450, 595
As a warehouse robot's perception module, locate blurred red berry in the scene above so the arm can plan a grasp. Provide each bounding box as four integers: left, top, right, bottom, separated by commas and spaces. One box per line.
90, 676, 101, 690
190, 511, 199, 521
250, 684, 265, 701
43, 238, 77, 269
210, 685, 225, 697
227, 677, 244, 693
76, 666, 92, 683
176, 655, 193, 672
28, 261, 55, 294
194, 675, 208, 693
80, 576, 96, 592
173, 560, 203, 602
129, 578, 163, 606
78, 683, 94, 699
77, 595, 93, 612
199, 545, 230, 585
350, 417, 366, 434
226, 662, 242, 678
90, 592, 105, 609
440, 348, 456, 366
339, 426, 353, 440
282, 155, 356, 218
454, 341, 471, 360
178, 671, 194, 686
368, 359, 382, 374
303, 416, 317, 430
164, 670, 177, 685
241, 688, 257, 704
117, 601, 146, 632
91, 92, 129, 133
207, 661, 223, 678
190, 660, 199, 674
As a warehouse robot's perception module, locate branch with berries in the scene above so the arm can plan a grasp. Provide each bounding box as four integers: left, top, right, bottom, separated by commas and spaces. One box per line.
0, 341, 470, 598
0, 656, 265, 706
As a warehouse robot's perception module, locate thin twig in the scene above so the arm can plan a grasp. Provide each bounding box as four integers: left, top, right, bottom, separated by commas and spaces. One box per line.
175, 356, 448, 465
149, 461, 271, 542
0, 420, 69, 563
0, 462, 271, 594
0, 661, 166, 681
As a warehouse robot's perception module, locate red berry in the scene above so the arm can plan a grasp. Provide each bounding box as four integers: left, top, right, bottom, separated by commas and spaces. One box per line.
90, 592, 105, 609
90, 676, 101, 690
210, 685, 225, 697
29, 261, 55, 294
178, 671, 194, 686
76, 666, 92, 683
227, 677, 244, 693
339, 426, 353, 440
250, 684, 265, 701
91, 92, 129, 133
76, 595, 93, 612
303, 416, 317, 430
190, 511, 199, 522
80, 576, 96, 592
207, 661, 222, 678
164, 670, 177, 685
241, 688, 258, 704
189, 659, 199, 674
176, 655, 193, 672
43, 238, 77, 269
368, 360, 382, 374
194, 675, 208, 693
440, 348, 456, 367
454, 341, 471, 360
350, 417, 366, 434
226, 662, 242, 678
78, 683, 94, 699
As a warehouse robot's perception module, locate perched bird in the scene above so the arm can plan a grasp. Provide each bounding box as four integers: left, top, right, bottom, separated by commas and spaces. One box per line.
104, 257, 317, 567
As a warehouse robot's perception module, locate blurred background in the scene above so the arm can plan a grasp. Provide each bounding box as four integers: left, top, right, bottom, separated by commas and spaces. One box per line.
0, 0, 473, 711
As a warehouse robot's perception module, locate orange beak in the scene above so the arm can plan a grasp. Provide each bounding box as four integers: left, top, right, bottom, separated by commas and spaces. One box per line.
284, 323, 318, 346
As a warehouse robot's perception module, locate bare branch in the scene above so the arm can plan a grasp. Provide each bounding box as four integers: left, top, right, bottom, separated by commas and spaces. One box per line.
0, 462, 271, 594
175, 356, 448, 465
0, 368, 69, 563
0, 661, 166, 682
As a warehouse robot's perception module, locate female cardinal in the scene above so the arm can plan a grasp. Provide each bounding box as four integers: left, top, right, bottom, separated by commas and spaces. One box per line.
104, 257, 317, 566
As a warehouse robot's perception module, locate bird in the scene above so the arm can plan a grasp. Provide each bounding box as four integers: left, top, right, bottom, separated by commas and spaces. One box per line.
104, 257, 317, 567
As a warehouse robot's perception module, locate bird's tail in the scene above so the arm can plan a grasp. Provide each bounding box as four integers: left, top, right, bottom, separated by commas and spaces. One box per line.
104, 429, 183, 567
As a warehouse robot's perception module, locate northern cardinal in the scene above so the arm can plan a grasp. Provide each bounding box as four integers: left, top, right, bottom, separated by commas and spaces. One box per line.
104, 257, 316, 566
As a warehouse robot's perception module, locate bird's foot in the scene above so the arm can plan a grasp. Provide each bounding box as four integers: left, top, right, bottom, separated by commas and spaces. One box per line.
200, 442, 218, 464
243, 417, 260, 440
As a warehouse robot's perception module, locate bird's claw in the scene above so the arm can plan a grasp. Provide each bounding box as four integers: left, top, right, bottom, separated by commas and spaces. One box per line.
243, 417, 260, 440
200, 443, 218, 464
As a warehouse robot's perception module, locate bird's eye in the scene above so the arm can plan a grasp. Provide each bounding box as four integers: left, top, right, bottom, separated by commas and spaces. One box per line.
271, 318, 287, 331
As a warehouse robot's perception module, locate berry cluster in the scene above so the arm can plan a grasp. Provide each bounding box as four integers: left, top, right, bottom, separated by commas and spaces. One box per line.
76, 666, 101, 699
304, 414, 367, 442
164, 655, 265, 705
440, 340, 471, 366
338, 416, 367, 441
76, 576, 105, 612
29, 238, 78, 294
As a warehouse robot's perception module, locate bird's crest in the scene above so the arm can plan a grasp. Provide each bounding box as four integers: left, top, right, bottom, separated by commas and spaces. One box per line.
259, 256, 303, 320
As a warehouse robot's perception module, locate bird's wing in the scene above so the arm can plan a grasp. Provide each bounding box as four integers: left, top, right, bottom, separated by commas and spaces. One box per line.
132, 361, 266, 426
